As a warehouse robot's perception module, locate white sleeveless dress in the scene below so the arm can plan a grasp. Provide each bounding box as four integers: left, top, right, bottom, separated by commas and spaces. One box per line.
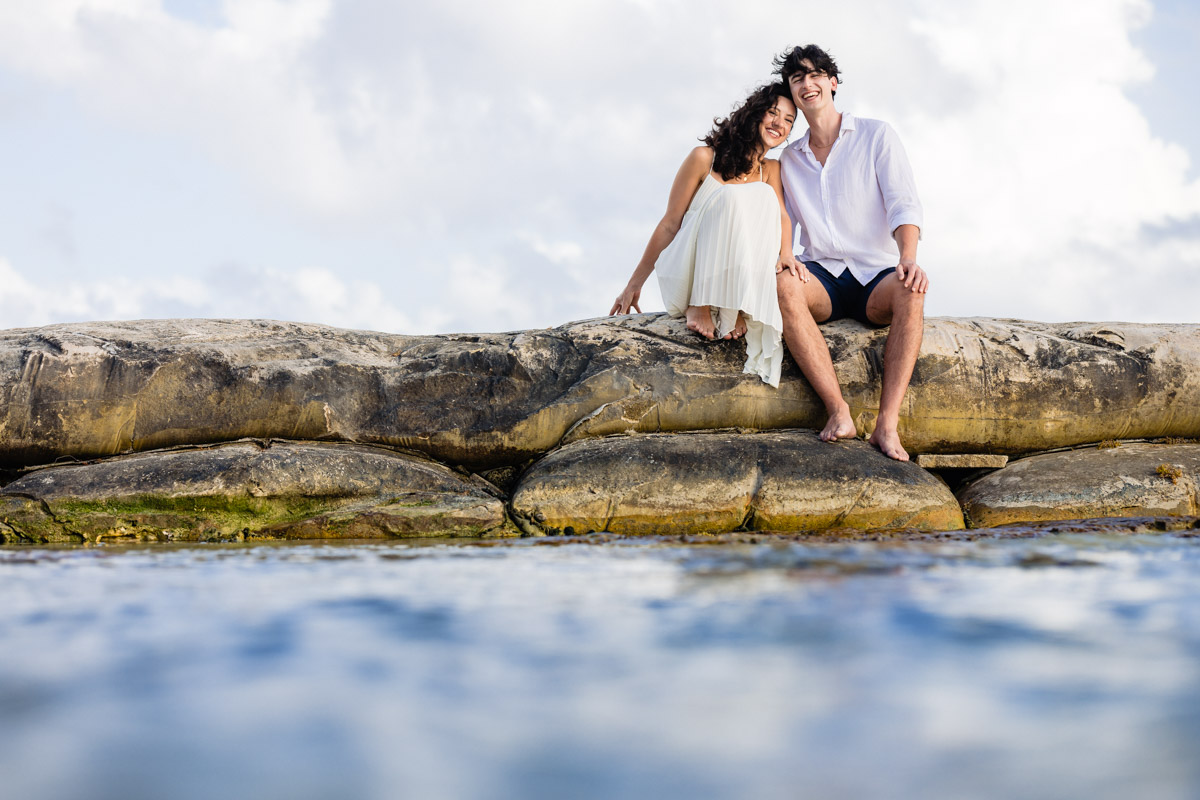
655, 166, 785, 387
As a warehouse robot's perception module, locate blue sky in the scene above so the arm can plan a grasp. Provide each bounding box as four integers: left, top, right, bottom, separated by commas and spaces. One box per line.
2, 0, 1198, 334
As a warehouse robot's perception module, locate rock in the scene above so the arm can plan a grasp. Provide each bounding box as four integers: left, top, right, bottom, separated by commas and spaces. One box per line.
509, 430, 965, 535
0, 319, 585, 471
916, 454, 1008, 469
958, 442, 1200, 527
0, 440, 509, 543
0, 495, 63, 545
2, 316, 1199, 471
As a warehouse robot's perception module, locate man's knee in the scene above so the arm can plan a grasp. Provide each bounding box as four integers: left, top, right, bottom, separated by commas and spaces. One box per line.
779, 273, 831, 322
897, 287, 925, 323
894, 285, 924, 315
778, 273, 810, 315
867, 278, 923, 325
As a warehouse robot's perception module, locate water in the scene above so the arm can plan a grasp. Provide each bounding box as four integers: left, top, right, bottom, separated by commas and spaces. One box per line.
3, 527, 1200, 800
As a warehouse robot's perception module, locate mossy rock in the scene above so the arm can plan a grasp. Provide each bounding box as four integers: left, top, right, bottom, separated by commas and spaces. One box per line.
0, 440, 509, 543
0, 495, 73, 544
510, 429, 964, 535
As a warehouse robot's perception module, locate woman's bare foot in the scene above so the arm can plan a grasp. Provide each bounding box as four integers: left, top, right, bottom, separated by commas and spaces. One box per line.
730, 312, 748, 340
819, 403, 857, 443
869, 424, 910, 461
685, 305, 716, 339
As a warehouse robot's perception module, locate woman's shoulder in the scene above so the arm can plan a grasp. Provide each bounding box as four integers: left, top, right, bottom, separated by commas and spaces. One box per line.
675, 146, 715, 181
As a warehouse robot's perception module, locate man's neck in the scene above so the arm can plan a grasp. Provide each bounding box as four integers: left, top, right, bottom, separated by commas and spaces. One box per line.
803, 106, 842, 145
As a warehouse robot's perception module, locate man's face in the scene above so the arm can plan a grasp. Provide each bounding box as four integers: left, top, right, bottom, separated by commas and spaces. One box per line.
789, 59, 837, 112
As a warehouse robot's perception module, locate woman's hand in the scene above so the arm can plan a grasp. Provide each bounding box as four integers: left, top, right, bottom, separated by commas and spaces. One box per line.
610, 284, 642, 315
613, 147, 710, 318
776, 252, 809, 282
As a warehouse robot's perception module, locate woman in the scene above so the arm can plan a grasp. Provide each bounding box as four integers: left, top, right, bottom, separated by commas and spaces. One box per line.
609, 83, 798, 387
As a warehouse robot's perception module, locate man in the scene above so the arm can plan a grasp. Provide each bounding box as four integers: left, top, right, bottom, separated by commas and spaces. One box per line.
774, 44, 927, 461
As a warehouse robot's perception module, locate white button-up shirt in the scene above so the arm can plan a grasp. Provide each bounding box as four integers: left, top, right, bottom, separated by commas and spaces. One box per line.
780, 113, 923, 285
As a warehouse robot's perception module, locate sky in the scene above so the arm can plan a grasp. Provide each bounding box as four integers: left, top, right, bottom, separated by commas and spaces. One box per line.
1, 0, 1198, 335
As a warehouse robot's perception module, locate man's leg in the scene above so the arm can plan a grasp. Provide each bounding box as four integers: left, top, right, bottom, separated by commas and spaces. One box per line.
863, 275, 925, 461
777, 269, 857, 441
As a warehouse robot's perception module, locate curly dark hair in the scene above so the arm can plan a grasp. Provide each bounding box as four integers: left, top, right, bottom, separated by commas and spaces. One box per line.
773, 44, 841, 99
702, 83, 793, 182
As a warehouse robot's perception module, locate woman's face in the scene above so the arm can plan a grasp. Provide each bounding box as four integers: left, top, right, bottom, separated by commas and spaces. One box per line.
760, 96, 796, 150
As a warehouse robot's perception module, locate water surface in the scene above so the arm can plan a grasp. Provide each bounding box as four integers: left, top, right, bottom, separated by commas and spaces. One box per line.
3, 526, 1200, 799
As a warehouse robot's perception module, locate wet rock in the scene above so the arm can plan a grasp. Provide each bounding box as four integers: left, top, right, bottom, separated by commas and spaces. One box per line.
509, 430, 964, 535
2, 316, 1198, 470
958, 443, 1200, 527
0, 495, 68, 545
0, 440, 509, 543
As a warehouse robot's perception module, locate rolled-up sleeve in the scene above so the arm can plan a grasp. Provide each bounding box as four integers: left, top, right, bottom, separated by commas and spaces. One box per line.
875, 123, 924, 238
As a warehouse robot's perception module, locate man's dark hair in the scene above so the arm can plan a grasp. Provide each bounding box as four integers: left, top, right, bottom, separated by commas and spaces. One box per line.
774, 44, 841, 99
702, 82, 793, 181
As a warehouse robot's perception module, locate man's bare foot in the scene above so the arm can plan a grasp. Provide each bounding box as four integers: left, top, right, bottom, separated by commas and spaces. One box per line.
685, 305, 716, 339
730, 312, 748, 340
819, 403, 857, 442
869, 425, 910, 461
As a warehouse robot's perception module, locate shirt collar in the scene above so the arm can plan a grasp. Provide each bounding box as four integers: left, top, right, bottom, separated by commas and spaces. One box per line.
794, 112, 856, 155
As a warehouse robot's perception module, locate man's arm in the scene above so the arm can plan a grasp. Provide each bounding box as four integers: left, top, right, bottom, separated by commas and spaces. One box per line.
876, 124, 927, 293
893, 223, 928, 293
876, 123, 923, 237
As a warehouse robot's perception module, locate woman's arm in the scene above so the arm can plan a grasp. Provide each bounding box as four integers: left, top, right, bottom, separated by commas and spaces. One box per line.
610, 147, 712, 315
765, 160, 807, 282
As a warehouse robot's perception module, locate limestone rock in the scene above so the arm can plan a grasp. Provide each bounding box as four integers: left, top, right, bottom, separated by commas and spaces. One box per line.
958, 442, 1200, 527
916, 454, 1008, 469
509, 430, 965, 535
2, 316, 1199, 471
0, 439, 508, 543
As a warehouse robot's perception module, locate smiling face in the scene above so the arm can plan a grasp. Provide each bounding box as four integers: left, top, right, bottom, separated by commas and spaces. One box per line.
759, 95, 796, 150
788, 58, 838, 113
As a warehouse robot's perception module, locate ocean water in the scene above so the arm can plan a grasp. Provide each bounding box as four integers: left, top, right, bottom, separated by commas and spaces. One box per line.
2, 526, 1200, 800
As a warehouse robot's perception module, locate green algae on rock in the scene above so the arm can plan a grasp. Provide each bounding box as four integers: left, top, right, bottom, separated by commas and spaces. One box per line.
0, 495, 67, 545
0, 439, 509, 543
510, 429, 965, 535
958, 443, 1200, 528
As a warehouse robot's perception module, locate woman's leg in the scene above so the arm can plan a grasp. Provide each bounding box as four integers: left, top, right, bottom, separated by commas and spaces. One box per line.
731, 312, 748, 339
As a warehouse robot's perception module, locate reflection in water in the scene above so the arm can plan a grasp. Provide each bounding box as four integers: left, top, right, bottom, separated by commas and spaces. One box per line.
2, 529, 1200, 799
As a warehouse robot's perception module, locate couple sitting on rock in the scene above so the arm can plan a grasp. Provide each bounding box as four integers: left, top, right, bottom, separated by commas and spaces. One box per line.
611, 43, 927, 462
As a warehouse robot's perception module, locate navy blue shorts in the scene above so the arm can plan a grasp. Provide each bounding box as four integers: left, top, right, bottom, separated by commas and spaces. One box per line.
805, 261, 895, 327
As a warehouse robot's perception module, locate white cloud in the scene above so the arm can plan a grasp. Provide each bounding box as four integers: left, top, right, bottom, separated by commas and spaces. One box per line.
190, 263, 430, 333
517, 233, 583, 268
0, 0, 1197, 331
897, 0, 1200, 320
0, 249, 549, 335
0, 256, 208, 327
0, 0, 362, 217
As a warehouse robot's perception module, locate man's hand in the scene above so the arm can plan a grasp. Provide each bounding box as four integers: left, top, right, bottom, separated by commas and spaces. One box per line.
896, 260, 929, 293
609, 285, 642, 315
